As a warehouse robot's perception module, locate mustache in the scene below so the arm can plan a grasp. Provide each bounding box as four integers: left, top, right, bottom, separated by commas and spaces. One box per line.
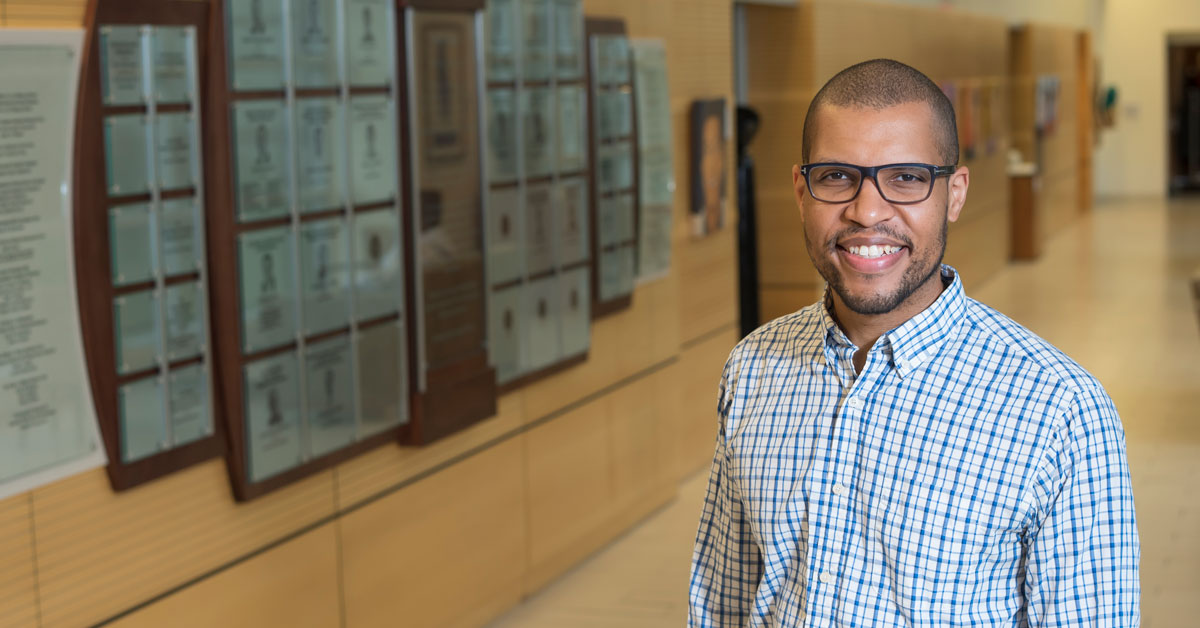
825, 225, 914, 250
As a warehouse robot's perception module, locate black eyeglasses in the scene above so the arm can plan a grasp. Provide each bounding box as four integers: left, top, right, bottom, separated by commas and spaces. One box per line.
799, 162, 957, 204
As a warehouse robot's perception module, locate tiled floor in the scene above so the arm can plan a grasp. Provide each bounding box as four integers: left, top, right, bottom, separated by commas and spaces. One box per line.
488, 196, 1200, 627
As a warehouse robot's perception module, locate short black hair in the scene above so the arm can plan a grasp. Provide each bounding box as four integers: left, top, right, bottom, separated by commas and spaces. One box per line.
801, 59, 958, 165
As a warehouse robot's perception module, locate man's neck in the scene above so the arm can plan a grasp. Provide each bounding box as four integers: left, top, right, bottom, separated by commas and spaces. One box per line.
829, 274, 948, 372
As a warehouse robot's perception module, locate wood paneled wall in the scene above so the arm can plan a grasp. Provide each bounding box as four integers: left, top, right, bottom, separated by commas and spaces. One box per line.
745, 0, 1012, 322
0, 0, 738, 626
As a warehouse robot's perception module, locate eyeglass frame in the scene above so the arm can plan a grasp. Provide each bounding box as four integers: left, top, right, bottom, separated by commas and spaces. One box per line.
798, 162, 958, 205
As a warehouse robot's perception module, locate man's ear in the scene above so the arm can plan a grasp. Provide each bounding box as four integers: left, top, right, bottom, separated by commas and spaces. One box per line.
792, 164, 806, 219
946, 165, 969, 222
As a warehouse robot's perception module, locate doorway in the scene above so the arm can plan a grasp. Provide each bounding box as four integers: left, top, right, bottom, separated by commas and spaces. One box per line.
1168, 35, 1200, 194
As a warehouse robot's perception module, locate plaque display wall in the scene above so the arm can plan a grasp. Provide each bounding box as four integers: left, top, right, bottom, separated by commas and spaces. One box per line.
74, 1, 222, 491
210, 0, 411, 500
405, 4, 497, 443
481, 0, 590, 389
585, 19, 639, 317
630, 38, 674, 281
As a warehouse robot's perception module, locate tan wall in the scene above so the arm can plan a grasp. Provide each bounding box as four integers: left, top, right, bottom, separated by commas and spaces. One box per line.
0, 0, 738, 626
745, 0, 1012, 322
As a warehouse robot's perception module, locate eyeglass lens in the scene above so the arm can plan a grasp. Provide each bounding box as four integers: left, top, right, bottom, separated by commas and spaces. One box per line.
807, 165, 934, 203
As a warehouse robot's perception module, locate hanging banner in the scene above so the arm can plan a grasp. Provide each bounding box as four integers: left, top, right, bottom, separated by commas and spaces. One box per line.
0, 29, 106, 500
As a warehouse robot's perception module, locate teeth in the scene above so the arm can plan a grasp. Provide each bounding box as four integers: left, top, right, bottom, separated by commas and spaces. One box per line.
847, 245, 901, 259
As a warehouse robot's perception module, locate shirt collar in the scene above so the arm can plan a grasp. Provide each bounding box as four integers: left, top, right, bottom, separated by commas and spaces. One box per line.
816, 265, 967, 378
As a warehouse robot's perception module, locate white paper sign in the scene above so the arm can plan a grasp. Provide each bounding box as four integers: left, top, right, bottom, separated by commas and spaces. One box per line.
0, 30, 106, 500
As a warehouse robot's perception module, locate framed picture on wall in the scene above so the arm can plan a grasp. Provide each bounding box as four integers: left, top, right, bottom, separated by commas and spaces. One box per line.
689, 97, 726, 238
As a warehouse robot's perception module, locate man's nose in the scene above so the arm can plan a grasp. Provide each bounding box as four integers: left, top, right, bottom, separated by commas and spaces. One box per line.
843, 176, 897, 227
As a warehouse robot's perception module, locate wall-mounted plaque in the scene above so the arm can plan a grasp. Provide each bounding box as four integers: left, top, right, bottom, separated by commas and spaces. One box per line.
523, 275, 560, 370
485, 0, 517, 82
232, 99, 290, 221
119, 376, 164, 463
295, 97, 346, 212
598, 244, 634, 302
226, 0, 285, 91
559, 266, 589, 357
243, 352, 303, 482
291, 0, 339, 88
105, 114, 151, 196
521, 86, 553, 178
349, 95, 396, 205
487, 187, 523, 284
420, 23, 469, 164
168, 364, 211, 446
556, 84, 586, 172
346, 0, 391, 87
109, 203, 155, 286
486, 88, 518, 183
165, 281, 205, 361
357, 322, 406, 436
525, 184, 555, 275
155, 112, 196, 191
553, 0, 583, 80
237, 227, 297, 353
305, 335, 356, 457
597, 193, 634, 248
352, 209, 403, 321
114, 290, 161, 375
558, 176, 588, 265
521, 0, 551, 82
488, 283, 523, 383
300, 218, 350, 336
100, 26, 145, 106
151, 26, 193, 104
159, 197, 200, 276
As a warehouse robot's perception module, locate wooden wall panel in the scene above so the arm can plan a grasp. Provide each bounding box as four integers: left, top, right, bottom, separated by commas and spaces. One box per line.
675, 328, 740, 478
0, 495, 37, 628
760, 284, 825, 323
341, 440, 525, 628
107, 524, 340, 628
0, 1, 85, 27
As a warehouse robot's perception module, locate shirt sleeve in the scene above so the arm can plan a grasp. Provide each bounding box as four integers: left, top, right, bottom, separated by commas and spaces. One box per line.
1024, 384, 1140, 626
688, 356, 763, 628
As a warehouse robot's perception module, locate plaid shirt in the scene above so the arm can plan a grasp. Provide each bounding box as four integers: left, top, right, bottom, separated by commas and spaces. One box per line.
689, 267, 1139, 627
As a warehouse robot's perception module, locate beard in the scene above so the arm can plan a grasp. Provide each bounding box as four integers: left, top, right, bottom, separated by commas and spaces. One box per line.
804, 217, 947, 316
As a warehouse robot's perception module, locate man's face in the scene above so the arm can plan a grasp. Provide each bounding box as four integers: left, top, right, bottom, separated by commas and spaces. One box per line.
792, 101, 968, 316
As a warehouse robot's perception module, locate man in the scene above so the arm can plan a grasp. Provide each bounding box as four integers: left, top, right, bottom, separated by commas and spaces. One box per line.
688, 59, 1139, 626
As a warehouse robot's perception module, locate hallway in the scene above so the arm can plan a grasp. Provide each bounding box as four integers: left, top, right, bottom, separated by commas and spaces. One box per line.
488, 196, 1200, 627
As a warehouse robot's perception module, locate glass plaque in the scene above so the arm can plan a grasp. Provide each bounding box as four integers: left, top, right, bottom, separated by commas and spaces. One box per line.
560, 266, 589, 356
524, 275, 560, 370
347, 0, 391, 87
105, 115, 151, 196
488, 283, 524, 383
119, 376, 164, 463
357, 322, 406, 435
598, 192, 634, 247
522, 87, 553, 179
612, 141, 634, 190
227, 0, 285, 91
152, 26, 193, 104
595, 34, 630, 85
525, 184, 554, 275
599, 89, 632, 141
353, 209, 403, 320
485, 0, 517, 82
165, 282, 205, 361
114, 290, 161, 375
169, 364, 211, 446
109, 203, 155, 286
558, 177, 588, 265
553, 0, 583, 80
486, 88, 518, 184
349, 95, 396, 205
292, 0, 339, 88
521, 0, 551, 82
487, 188, 522, 285
243, 352, 303, 482
160, 197, 200, 276
99, 26, 145, 106
598, 244, 635, 301
300, 219, 350, 336
155, 112, 196, 191
233, 100, 290, 221
237, 227, 297, 353
419, 23, 470, 165
556, 84, 586, 172
295, 97, 345, 212
305, 335, 356, 457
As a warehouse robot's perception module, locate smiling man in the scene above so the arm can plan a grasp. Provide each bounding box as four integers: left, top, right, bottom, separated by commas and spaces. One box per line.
688, 60, 1139, 626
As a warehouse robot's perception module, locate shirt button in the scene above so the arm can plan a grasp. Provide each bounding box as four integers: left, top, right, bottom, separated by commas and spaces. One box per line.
846, 397, 863, 409
832, 483, 848, 496
819, 572, 833, 584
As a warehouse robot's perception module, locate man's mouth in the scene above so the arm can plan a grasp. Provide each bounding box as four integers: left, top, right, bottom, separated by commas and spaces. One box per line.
844, 244, 903, 259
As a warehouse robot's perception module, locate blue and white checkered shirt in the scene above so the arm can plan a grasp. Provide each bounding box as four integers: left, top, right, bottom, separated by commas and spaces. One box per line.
689, 266, 1139, 627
